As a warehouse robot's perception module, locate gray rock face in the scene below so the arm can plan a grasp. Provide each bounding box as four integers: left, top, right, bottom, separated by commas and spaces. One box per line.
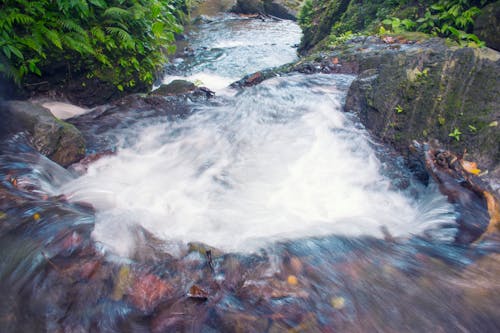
474, 1, 500, 51
0, 101, 85, 167
231, 0, 300, 19
340, 38, 500, 182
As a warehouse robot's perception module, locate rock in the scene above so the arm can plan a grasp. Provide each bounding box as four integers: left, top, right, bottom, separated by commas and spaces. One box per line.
474, 1, 500, 51
231, 0, 265, 15
129, 273, 173, 312
422, 144, 492, 243
154, 80, 197, 96
0, 101, 85, 167
231, 0, 300, 20
342, 38, 500, 181
263, 0, 299, 20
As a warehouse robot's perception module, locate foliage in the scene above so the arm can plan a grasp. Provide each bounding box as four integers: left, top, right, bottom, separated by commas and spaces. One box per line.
0, 0, 184, 89
381, 0, 495, 46
449, 127, 463, 141
298, 0, 314, 28
298, 0, 496, 52
327, 30, 359, 46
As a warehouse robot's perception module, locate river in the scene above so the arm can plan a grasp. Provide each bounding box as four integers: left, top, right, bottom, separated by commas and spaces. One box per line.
0, 4, 499, 332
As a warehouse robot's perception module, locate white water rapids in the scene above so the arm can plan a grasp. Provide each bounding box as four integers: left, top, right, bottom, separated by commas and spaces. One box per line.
61, 74, 456, 255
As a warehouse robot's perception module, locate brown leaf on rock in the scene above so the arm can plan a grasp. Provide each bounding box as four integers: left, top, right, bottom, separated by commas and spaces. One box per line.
129, 273, 172, 312
187, 284, 209, 301
460, 160, 481, 175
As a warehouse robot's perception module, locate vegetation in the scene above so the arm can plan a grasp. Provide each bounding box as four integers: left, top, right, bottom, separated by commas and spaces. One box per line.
0, 0, 186, 91
298, 0, 496, 51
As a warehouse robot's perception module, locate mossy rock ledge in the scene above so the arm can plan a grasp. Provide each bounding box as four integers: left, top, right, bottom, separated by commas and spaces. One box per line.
335, 38, 500, 189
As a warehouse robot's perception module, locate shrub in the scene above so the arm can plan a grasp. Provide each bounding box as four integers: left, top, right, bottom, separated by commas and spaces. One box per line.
0, 0, 184, 90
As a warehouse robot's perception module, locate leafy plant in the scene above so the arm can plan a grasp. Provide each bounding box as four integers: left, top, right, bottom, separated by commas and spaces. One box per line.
328, 30, 358, 46
379, 0, 490, 46
449, 127, 462, 141
382, 17, 416, 33
0, 0, 185, 90
395, 105, 404, 113
298, 0, 314, 29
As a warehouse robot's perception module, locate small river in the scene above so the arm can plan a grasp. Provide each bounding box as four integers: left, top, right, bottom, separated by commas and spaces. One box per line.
0, 3, 499, 332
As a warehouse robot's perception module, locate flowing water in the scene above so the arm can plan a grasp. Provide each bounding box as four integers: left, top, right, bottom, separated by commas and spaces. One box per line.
1, 8, 500, 333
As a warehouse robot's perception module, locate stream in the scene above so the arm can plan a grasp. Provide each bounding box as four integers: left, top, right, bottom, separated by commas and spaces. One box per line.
1, 5, 500, 333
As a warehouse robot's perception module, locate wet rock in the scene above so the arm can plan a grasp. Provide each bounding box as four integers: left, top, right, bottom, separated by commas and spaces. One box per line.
129, 273, 173, 312
423, 144, 495, 243
153, 80, 197, 96
0, 100, 85, 167
474, 1, 500, 51
263, 0, 299, 20
231, 0, 265, 15
67, 150, 115, 175
231, 0, 299, 20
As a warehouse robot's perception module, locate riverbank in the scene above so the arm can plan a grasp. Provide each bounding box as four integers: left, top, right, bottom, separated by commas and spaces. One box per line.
1, 3, 500, 331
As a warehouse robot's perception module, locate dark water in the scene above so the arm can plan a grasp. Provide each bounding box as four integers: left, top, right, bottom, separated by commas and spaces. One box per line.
1, 7, 500, 333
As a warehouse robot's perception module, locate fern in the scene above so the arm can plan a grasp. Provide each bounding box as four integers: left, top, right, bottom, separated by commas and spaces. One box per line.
58, 19, 86, 34
1, 0, 187, 89
103, 7, 131, 20
90, 26, 106, 42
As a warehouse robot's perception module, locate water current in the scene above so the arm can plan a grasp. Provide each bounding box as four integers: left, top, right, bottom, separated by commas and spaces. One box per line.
1, 6, 499, 332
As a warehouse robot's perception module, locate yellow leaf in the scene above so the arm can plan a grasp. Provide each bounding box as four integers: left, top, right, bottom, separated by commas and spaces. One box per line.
461, 160, 481, 175
287, 275, 298, 286
33, 213, 40, 221
331, 296, 345, 309
112, 265, 132, 301
484, 191, 500, 234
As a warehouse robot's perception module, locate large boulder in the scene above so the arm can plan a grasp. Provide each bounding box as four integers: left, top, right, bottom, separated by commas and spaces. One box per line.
231, 0, 301, 19
341, 38, 500, 186
231, 0, 264, 14
0, 101, 85, 167
474, 1, 500, 51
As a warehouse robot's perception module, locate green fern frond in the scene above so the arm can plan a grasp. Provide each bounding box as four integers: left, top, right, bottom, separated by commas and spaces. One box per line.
6, 13, 35, 26
90, 26, 106, 42
103, 7, 131, 20
59, 19, 86, 34
106, 27, 135, 49
45, 29, 63, 49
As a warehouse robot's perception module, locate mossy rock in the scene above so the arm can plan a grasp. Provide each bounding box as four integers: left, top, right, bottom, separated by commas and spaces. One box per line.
344, 39, 500, 179
474, 1, 500, 51
0, 100, 86, 167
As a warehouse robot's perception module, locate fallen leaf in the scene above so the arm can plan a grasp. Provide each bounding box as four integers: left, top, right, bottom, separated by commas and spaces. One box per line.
460, 160, 481, 175
332, 57, 339, 65
112, 265, 132, 301
483, 191, 500, 234
331, 296, 345, 309
33, 213, 40, 221
187, 284, 209, 300
287, 275, 298, 286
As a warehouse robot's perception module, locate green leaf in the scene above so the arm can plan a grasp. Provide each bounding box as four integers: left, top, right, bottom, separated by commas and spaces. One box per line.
89, 0, 106, 8
8, 45, 24, 60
